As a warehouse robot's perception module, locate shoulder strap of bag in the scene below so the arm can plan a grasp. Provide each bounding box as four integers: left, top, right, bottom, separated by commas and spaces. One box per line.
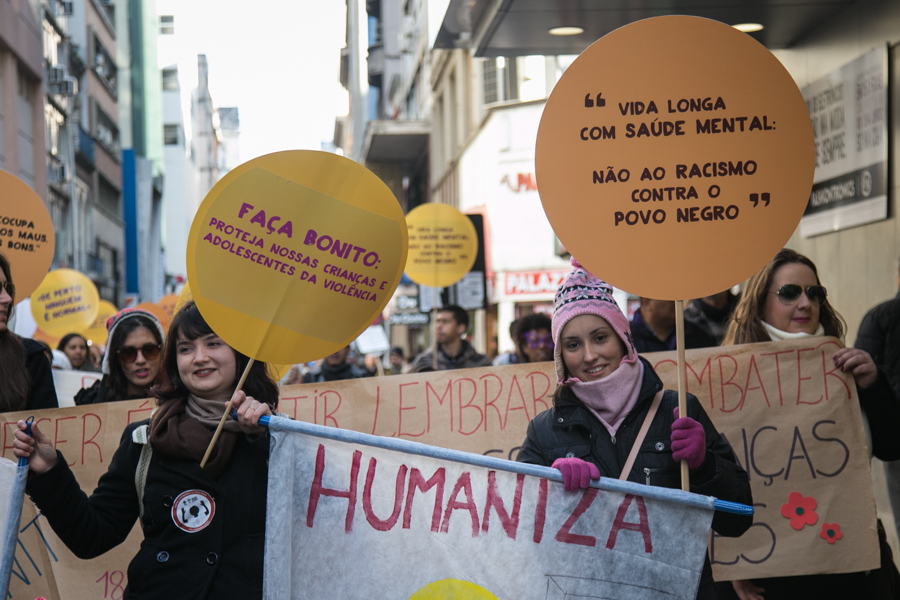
619, 391, 664, 481
132, 425, 152, 527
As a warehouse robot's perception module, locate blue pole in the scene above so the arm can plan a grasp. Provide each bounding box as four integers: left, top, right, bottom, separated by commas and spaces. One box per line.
253, 414, 752, 517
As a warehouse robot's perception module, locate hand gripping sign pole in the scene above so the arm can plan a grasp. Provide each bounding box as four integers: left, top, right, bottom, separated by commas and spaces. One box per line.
403, 203, 478, 371
534, 16, 815, 491
185, 151, 408, 468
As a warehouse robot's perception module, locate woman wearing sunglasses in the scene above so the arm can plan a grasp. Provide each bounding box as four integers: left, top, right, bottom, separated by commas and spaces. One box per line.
0, 253, 59, 411
13, 300, 277, 599
722, 248, 900, 600
75, 308, 165, 405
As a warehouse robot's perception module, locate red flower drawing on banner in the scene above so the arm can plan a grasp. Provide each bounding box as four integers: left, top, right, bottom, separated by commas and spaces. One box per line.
780, 491, 818, 530
820, 522, 843, 544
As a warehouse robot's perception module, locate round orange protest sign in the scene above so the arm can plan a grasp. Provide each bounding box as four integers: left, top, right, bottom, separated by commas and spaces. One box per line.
81, 300, 118, 346
135, 302, 170, 331
404, 203, 478, 288
29, 269, 100, 336
535, 16, 815, 300
0, 170, 55, 300
186, 151, 408, 364
158, 293, 178, 322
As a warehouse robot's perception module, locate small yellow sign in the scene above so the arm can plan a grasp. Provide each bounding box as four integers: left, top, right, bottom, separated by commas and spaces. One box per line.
404, 203, 478, 288
186, 151, 408, 364
0, 170, 55, 300
81, 300, 118, 346
29, 269, 100, 336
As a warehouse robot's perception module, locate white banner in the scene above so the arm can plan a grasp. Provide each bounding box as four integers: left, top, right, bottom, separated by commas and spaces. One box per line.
263, 418, 716, 600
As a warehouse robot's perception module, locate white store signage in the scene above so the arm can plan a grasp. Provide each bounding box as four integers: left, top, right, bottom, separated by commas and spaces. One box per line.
800, 47, 888, 237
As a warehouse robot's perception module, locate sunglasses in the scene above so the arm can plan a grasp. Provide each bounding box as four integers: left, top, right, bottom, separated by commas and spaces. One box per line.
0, 282, 14, 296
118, 343, 161, 364
770, 284, 827, 306
524, 331, 554, 350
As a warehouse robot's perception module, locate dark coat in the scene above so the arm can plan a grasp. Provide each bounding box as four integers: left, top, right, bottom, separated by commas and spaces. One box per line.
517, 358, 752, 599
630, 310, 718, 353
856, 292, 900, 392
73, 376, 146, 405
26, 420, 268, 600
23, 338, 58, 410
408, 340, 493, 373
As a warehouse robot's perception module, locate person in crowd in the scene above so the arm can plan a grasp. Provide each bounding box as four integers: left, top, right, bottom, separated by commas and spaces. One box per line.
0, 253, 58, 411
50, 349, 72, 370
302, 345, 370, 383
13, 300, 276, 599
720, 248, 900, 600
388, 347, 409, 375
88, 343, 104, 371
74, 308, 165, 405
855, 256, 900, 554
408, 305, 492, 372
492, 318, 523, 366
58, 333, 97, 371
684, 290, 739, 346
279, 364, 306, 386
630, 297, 717, 353
516, 258, 752, 600
495, 313, 554, 367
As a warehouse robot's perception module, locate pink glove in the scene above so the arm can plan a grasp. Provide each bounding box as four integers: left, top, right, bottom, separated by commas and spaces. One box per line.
671, 407, 706, 470
552, 457, 600, 491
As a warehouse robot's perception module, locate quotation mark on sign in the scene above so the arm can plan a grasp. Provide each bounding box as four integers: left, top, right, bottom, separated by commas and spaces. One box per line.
584, 93, 606, 108
749, 193, 770, 207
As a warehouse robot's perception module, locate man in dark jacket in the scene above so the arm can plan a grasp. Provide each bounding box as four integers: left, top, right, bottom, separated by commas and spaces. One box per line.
855, 262, 900, 547
408, 305, 492, 372
684, 290, 739, 346
631, 298, 717, 353
303, 345, 370, 383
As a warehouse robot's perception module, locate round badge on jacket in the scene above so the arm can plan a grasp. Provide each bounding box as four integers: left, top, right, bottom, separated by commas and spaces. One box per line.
172, 490, 215, 533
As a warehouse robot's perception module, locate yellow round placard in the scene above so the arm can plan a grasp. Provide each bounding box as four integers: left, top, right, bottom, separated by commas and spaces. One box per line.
535, 16, 815, 300
81, 300, 118, 346
29, 269, 100, 336
404, 203, 478, 288
174, 284, 193, 315
0, 170, 56, 300
186, 151, 408, 364
409, 579, 497, 600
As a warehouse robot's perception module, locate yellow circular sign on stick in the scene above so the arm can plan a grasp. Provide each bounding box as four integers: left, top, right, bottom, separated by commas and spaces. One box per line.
0, 170, 55, 300
81, 300, 118, 346
404, 203, 478, 288
536, 16, 815, 300
29, 269, 100, 336
174, 284, 193, 315
186, 151, 408, 365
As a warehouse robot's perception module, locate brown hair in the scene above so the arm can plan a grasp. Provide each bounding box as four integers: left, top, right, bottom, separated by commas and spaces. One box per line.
723, 248, 846, 345
0, 253, 31, 411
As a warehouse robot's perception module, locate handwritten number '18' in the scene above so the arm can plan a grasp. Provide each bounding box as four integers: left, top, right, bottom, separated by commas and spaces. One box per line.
96, 570, 126, 600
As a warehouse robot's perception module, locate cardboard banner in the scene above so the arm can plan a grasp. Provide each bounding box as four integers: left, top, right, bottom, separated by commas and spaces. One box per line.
264, 419, 714, 600
186, 151, 408, 364
2, 338, 876, 596
535, 16, 815, 300
0, 170, 55, 301
29, 269, 100, 337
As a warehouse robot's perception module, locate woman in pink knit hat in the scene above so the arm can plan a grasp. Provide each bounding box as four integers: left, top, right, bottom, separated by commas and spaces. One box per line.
516, 257, 752, 600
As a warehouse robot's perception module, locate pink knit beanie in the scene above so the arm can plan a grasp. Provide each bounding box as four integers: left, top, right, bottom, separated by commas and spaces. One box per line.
552, 257, 637, 383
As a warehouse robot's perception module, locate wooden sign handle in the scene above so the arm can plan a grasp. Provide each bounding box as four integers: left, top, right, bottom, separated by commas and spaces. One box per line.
675, 300, 689, 491
200, 358, 255, 468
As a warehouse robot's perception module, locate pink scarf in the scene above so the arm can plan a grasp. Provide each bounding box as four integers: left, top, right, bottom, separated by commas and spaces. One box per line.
569, 360, 644, 437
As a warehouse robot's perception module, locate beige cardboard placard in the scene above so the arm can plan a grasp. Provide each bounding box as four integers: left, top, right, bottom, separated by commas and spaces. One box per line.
3, 338, 876, 594
535, 16, 815, 300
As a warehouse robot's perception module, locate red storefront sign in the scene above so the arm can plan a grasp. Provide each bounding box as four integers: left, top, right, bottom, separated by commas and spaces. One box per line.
504, 269, 569, 295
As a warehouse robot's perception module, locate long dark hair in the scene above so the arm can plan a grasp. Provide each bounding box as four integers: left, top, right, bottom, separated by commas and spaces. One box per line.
150, 301, 278, 408
0, 253, 30, 411
57, 333, 89, 369
104, 315, 164, 401
723, 248, 846, 345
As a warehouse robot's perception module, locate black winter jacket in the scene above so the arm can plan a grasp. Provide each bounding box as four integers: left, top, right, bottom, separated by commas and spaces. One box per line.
23, 338, 58, 410
517, 358, 752, 600
856, 292, 900, 392
26, 419, 268, 600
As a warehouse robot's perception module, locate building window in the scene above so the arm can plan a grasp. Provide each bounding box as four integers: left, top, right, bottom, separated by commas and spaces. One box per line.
94, 103, 119, 155
482, 59, 497, 104
43, 20, 63, 66
161, 68, 178, 91
97, 176, 120, 217
163, 124, 179, 145
92, 33, 117, 95
159, 15, 174, 35
45, 103, 65, 156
